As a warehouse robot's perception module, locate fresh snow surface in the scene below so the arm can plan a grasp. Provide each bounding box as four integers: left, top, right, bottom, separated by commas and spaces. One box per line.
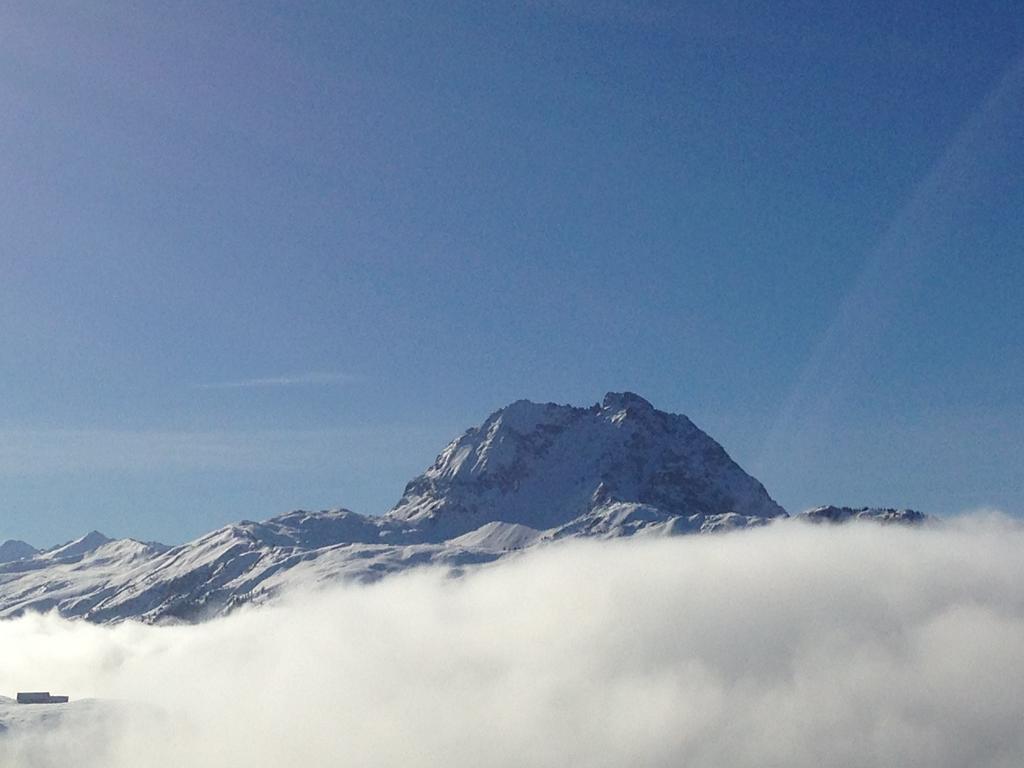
449, 521, 544, 550
0, 393, 925, 624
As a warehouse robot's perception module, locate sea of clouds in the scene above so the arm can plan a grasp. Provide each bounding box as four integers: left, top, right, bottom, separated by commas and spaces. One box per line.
1, 514, 1023, 767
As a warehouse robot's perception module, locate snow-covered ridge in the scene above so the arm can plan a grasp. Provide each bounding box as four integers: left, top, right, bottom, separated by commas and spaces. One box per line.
797, 506, 929, 525
0, 393, 927, 624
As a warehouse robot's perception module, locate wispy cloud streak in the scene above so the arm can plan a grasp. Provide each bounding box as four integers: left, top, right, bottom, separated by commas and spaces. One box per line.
194, 372, 356, 389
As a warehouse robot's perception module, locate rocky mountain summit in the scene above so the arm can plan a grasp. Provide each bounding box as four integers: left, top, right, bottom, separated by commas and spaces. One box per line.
387, 392, 785, 541
0, 393, 925, 624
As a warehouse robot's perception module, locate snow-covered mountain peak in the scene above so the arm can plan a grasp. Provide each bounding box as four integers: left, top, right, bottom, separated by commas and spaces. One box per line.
42, 531, 112, 561
0, 540, 37, 564
600, 390, 654, 414
387, 394, 786, 541
490, 398, 565, 432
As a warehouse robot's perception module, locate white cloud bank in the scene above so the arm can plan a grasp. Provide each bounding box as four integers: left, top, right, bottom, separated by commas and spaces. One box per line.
1, 515, 1023, 767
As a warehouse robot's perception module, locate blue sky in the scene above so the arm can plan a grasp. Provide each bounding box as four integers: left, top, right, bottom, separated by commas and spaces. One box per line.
1, 1, 1022, 546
